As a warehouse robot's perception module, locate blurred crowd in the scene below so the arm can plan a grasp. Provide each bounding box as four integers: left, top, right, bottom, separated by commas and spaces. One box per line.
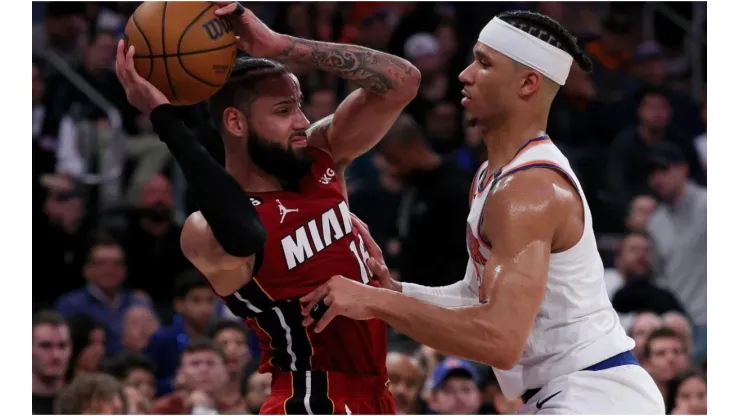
32, 2, 707, 415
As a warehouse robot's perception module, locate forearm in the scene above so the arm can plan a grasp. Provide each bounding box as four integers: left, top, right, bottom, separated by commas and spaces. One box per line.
150, 105, 266, 257
368, 288, 507, 368
401, 281, 480, 308
276, 35, 419, 95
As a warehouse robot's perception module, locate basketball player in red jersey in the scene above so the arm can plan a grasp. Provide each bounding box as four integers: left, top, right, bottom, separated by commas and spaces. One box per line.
115, 2, 420, 414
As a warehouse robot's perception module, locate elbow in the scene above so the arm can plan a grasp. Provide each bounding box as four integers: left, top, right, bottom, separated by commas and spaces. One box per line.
488, 349, 521, 371
395, 63, 421, 102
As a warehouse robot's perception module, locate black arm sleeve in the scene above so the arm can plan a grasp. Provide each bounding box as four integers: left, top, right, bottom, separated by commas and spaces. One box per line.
150, 104, 266, 257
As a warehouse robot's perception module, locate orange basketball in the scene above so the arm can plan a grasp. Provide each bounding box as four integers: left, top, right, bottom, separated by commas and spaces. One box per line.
124, 1, 238, 106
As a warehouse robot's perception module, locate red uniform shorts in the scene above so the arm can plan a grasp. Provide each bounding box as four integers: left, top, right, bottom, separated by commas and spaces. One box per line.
260, 371, 396, 415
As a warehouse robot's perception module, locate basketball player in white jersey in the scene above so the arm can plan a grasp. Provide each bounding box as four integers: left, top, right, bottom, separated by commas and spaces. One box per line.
300, 10, 665, 414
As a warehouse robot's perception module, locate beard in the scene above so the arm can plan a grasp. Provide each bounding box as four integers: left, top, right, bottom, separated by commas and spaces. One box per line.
247, 129, 312, 189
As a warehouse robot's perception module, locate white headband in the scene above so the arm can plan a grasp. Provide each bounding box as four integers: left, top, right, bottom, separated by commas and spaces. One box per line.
478, 17, 573, 85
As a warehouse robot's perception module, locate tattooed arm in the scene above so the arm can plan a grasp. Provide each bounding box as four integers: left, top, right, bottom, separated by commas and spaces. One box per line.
277, 36, 421, 166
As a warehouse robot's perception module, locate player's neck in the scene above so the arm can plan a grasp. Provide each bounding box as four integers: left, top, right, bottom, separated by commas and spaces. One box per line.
32, 373, 65, 396
224, 148, 284, 193
482, 116, 547, 174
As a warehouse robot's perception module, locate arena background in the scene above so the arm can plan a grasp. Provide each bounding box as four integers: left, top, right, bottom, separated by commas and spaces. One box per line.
31, 1, 707, 414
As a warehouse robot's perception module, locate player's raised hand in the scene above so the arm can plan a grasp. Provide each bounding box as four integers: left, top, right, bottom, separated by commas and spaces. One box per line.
351, 214, 401, 292
299, 276, 376, 333
115, 40, 169, 115
213, 2, 286, 57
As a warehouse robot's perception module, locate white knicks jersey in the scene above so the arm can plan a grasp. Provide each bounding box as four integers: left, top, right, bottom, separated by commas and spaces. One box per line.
465, 136, 634, 399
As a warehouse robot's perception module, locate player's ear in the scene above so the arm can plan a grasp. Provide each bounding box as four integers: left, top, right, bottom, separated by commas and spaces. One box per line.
223, 106, 247, 138
518, 70, 541, 98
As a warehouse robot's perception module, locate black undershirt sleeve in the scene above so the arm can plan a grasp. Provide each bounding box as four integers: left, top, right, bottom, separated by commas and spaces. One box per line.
150, 104, 266, 258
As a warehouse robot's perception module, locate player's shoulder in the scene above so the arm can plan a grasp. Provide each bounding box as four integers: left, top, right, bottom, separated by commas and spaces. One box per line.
488, 169, 576, 221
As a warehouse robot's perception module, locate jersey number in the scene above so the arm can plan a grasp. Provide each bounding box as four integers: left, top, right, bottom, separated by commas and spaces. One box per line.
348, 237, 371, 284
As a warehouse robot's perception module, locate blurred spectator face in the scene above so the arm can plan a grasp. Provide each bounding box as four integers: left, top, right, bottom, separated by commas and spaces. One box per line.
178, 287, 216, 329
122, 306, 160, 352
245, 371, 272, 413
673, 375, 707, 415
84, 244, 126, 293
125, 367, 156, 403
435, 24, 458, 64
405, 33, 442, 78
649, 164, 688, 202
358, 10, 392, 49
615, 234, 652, 277
430, 375, 482, 415
32, 322, 72, 379
286, 4, 312, 38
85, 31, 117, 73
645, 335, 688, 383
638, 94, 672, 131
46, 9, 87, 45
630, 312, 662, 362
305, 89, 337, 123
213, 327, 250, 376
33, 62, 45, 107
180, 350, 228, 394
137, 174, 174, 223
386, 352, 423, 414
42, 174, 85, 230
662, 313, 693, 362
638, 58, 667, 87
426, 102, 459, 145
625, 195, 657, 232
123, 385, 151, 414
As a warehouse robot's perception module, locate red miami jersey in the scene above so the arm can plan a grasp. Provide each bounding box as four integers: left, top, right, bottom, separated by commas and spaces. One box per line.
220, 147, 387, 377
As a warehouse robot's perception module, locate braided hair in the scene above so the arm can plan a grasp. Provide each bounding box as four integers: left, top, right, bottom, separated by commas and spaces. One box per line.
207, 56, 291, 130
497, 10, 593, 73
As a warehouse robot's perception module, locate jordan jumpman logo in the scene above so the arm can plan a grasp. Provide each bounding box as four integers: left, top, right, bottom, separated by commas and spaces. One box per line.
277, 199, 299, 224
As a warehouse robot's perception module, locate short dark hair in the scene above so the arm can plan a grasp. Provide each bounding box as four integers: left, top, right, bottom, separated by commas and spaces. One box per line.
103, 352, 155, 380
86, 231, 123, 262
208, 57, 291, 131
638, 86, 670, 106
181, 337, 226, 362
54, 372, 123, 414
174, 269, 210, 299
496, 10, 593, 73
207, 319, 248, 340
33, 310, 67, 329
644, 327, 684, 358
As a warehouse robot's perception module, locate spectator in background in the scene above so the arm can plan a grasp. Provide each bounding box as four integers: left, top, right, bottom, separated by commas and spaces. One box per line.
34, 174, 90, 310
609, 233, 685, 316
244, 371, 272, 414
152, 339, 230, 414
662, 312, 695, 363
628, 312, 663, 365
386, 351, 424, 414
665, 369, 707, 415
209, 320, 251, 413
425, 101, 462, 154
694, 95, 707, 172
66, 314, 107, 380
104, 352, 157, 404
32, 58, 61, 178
55, 232, 151, 355
31, 1, 87, 69
479, 369, 523, 415
54, 372, 124, 414
32, 311, 73, 415
121, 305, 160, 353
303, 86, 338, 123
643, 327, 690, 399
428, 358, 483, 415
646, 142, 707, 360
625, 194, 657, 233
376, 114, 470, 287
124, 174, 190, 311
146, 270, 217, 396
586, 13, 634, 103
123, 384, 151, 414
606, 87, 702, 212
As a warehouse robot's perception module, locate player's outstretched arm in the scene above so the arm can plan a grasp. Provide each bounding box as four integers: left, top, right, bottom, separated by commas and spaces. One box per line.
214, 2, 421, 166
115, 39, 266, 259
302, 170, 575, 369
181, 211, 257, 297
353, 215, 480, 308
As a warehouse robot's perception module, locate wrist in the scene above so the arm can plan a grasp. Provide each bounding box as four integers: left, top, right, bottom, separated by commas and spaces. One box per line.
270, 33, 292, 57
366, 287, 395, 318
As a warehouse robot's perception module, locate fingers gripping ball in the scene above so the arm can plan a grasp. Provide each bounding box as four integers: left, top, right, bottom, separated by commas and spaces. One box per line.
124, 1, 238, 106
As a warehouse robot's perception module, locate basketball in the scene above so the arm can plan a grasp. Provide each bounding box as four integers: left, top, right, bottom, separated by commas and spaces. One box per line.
123, 1, 238, 106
